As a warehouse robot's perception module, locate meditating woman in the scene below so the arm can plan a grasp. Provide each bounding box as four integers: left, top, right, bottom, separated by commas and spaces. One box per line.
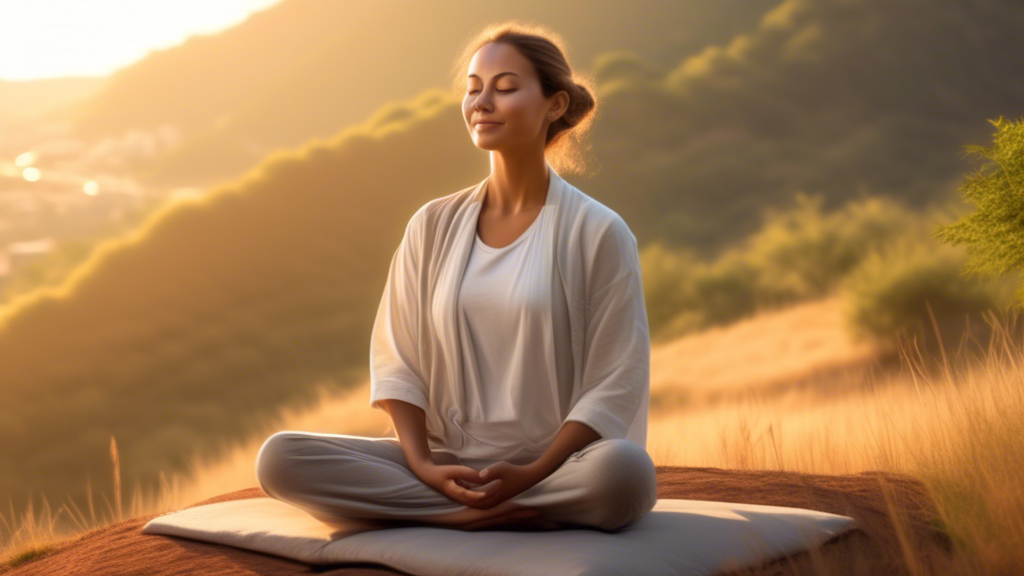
255, 21, 657, 532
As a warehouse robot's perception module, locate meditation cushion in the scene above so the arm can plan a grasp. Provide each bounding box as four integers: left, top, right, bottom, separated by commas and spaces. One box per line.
142, 496, 857, 576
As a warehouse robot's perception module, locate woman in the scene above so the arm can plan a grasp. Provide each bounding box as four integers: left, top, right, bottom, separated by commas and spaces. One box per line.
255, 21, 656, 533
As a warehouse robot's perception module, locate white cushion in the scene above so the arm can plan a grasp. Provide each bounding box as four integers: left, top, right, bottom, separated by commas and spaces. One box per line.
142, 497, 857, 576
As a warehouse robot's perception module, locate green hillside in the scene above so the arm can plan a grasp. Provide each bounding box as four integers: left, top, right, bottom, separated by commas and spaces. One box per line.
589, 0, 1024, 250
0, 93, 481, 515
108, 0, 1024, 252
65, 0, 776, 186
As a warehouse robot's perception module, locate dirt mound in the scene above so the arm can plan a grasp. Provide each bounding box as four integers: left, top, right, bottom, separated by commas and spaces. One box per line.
0, 466, 956, 576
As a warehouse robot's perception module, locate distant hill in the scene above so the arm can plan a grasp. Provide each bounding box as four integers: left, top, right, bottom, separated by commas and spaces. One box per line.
584, 0, 1024, 250
80, 0, 1024, 253
0, 93, 482, 517
59, 0, 777, 184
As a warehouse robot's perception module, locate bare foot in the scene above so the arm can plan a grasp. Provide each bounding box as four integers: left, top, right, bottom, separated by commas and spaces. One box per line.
464, 516, 563, 531
425, 499, 541, 529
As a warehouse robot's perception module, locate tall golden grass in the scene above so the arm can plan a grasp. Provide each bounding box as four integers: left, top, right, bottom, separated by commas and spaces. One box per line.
2, 297, 1022, 574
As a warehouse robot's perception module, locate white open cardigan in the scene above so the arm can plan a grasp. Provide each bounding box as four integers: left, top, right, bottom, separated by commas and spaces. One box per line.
369, 164, 651, 459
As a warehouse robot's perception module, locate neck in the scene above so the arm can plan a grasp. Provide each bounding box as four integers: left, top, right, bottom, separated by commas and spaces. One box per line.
484, 154, 550, 214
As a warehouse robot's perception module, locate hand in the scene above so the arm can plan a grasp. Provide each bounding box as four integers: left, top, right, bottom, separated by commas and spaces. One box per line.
415, 463, 498, 508
462, 461, 543, 510
413, 461, 558, 531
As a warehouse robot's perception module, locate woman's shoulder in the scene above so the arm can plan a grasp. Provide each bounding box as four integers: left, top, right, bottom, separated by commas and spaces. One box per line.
563, 186, 641, 278
407, 183, 480, 233
565, 184, 636, 244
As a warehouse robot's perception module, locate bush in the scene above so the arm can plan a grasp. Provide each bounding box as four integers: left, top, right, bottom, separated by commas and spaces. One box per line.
839, 235, 1014, 359
642, 191, 923, 341
744, 192, 919, 306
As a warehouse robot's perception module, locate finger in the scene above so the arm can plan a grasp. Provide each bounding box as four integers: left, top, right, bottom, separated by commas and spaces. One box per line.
451, 479, 503, 507
461, 488, 489, 501
466, 478, 502, 496
468, 492, 509, 511
447, 479, 489, 501
455, 478, 478, 488
455, 479, 486, 490
457, 467, 486, 482
464, 480, 504, 508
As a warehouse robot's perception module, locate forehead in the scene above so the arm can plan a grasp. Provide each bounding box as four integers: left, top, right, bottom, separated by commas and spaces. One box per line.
467, 42, 534, 80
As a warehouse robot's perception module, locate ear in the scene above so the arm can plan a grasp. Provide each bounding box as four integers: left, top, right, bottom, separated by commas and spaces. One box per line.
548, 90, 570, 122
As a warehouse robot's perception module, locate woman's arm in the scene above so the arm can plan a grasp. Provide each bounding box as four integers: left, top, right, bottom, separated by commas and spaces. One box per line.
465, 421, 599, 510
527, 421, 601, 480
382, 399, 502, 508
379, 399, 435, 476
561, 214, 650, 442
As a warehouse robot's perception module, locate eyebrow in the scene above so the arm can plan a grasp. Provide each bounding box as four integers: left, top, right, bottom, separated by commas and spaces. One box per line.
467, 71, 520, 81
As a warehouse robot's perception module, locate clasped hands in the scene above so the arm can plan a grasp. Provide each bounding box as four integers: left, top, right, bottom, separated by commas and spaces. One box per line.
416, 460, 559, 530
433, 460, 540, 509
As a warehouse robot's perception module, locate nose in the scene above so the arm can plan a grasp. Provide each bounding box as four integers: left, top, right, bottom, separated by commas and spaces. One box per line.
473, 87, 495, 111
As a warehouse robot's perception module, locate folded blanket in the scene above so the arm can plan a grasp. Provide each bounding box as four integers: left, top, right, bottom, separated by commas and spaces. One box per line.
141, 497, 857, 576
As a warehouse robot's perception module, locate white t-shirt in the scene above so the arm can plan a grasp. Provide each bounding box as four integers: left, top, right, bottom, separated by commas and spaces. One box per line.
454, 211, 574, 461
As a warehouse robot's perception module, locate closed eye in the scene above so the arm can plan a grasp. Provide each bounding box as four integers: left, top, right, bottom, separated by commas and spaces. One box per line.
468, 89, 517, 95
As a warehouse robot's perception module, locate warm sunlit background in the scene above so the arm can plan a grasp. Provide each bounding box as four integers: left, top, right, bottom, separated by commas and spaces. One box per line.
2, 1, 1023, 573
0, 0, 282, 80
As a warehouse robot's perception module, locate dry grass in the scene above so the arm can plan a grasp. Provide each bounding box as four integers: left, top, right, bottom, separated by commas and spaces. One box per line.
2, 295, 1022, 574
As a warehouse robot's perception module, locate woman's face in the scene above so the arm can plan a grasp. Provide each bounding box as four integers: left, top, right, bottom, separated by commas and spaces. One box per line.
462, 42, 567, 152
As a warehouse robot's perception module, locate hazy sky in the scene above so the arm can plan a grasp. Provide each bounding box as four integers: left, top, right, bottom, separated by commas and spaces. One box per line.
0, 0, 284, 81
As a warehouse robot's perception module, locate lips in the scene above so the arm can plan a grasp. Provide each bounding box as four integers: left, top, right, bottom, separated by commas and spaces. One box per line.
475, 121, 502, 126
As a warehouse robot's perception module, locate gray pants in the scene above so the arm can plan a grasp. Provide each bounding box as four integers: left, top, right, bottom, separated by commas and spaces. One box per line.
255, 431, 658, 532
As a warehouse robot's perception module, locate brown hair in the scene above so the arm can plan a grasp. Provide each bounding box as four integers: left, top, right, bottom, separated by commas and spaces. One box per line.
449, 20, 599, 177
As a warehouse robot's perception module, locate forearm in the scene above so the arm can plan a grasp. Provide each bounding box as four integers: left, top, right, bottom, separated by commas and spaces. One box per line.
529, 421, 602, 480
379, 399, 435, 474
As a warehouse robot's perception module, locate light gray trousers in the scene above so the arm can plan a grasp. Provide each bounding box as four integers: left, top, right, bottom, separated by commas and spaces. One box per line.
254, 431, 658, 532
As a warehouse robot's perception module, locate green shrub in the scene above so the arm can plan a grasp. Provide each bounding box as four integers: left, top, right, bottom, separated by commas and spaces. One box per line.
745, 192, 919, 306
839, 235, 1012, 357
640, 241, 700, 339
643, 191, 925, 341
687, 250, 762, 328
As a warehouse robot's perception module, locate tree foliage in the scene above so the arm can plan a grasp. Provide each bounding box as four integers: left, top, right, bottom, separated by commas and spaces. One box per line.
935, 116, 1024, 307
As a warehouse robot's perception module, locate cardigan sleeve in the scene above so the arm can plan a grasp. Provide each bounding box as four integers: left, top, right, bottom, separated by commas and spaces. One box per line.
563, 215, 651, 440
368, 208, 430, 414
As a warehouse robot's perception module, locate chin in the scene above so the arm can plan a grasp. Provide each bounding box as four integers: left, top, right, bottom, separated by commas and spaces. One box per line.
473, 139, 505, 151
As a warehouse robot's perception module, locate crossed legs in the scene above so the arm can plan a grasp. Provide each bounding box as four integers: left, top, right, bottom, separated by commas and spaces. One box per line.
255, 431, 657, 532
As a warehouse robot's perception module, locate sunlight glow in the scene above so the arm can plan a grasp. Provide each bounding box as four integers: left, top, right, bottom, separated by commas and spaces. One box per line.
15, 152, 36, 167
0, 0, 284, 80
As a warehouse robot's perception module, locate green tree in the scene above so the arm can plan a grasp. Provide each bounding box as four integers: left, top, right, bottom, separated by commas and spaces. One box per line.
934, 116, 1024, 308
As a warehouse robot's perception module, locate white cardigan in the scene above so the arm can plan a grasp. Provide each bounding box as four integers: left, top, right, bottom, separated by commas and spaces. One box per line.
369, 163, 651, 461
